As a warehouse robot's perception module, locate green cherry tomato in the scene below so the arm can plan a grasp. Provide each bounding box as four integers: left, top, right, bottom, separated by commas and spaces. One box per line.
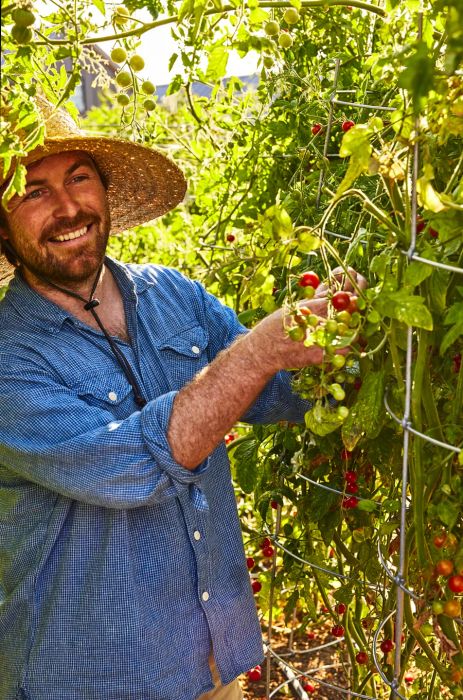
12, 8, 35, 27
283, 8, 300, 24
307, 315, 319, 328
278, 33, 294, 49
330, 383, 346, 402
337, 405, 349, 420
336, 310, 351, 325
115, 71, 132, 88
331, 354, 346, 369
336, 322, 349, 336
111, 47, 127, 63
432, 600, 445, 615
264, 21, 280, 36
263, 56, 274, 69
141, 80, 155, 95
116, 93, 130, 106
129, 54, 145, 72
335, 372, 346, 384
113, 6, 130, 24
11, 25, 33, 44
288, 326, 305, 341
143, 98, 156, 111
325, 319, 338, 334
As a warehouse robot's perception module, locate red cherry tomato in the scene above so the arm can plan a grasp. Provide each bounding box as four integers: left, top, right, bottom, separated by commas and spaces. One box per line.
443, 599, 461, 617
380, 639, 394, 653
355, 651, 369, 664
335, 603, 347, 614
342, 120, 355, 132
433, 533, 447, 549
436, 559, 454, 577
247, 666, 262, 681
303, 682, 315, 693
251, 579, 262, 593
332, 291, 351, 311
311, 123, 322, 135
298, 271, 320, 289
344, 470, 357, 482
448, 574, 463, 594
331, 624, 345, 637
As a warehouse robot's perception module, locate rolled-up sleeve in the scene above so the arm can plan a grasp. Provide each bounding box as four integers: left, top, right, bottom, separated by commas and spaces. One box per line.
0, 370, 207, 509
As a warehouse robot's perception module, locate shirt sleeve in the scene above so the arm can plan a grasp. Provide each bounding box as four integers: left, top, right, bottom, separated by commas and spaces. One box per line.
0, 366, 206, 509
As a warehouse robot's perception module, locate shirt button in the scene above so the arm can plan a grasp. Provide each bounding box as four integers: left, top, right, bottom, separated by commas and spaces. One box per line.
191, 346, 200, 355
108, 391, 118, 402
202, 591, 210, 602
193, 530, 201, 541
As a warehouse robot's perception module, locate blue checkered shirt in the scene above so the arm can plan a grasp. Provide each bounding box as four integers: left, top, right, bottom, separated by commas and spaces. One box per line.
0, 258, 307, 700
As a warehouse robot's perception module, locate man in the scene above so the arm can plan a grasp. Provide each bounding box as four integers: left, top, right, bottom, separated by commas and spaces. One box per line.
0, 100, 364, 700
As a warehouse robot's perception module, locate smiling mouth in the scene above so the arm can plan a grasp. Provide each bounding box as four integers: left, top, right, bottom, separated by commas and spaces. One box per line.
50, 225, 89, 243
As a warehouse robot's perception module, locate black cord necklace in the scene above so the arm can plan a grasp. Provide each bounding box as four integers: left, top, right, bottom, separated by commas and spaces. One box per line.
7, 241, 147, 408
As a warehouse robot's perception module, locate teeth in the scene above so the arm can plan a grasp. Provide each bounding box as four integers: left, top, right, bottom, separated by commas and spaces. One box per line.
52, 226, 88, 242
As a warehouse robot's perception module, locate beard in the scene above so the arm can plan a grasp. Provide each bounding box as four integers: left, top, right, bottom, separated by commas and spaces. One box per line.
10, 206, 111, 290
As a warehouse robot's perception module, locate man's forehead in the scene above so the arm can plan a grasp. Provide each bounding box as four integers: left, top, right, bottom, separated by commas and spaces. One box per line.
25, 150, 96, 177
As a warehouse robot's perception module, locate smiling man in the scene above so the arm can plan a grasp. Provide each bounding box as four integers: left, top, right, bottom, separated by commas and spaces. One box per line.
0, 99, 365, 700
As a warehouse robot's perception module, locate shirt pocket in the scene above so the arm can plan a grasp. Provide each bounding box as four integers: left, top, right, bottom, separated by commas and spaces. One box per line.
157, 325, 209, 389
71, 373, 135, 415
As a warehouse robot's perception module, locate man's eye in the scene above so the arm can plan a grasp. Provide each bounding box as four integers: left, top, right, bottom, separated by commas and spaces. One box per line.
24, 189, 43, 201
71, 174, 89, 183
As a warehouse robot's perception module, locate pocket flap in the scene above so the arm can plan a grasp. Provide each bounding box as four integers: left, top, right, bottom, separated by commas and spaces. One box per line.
158, 326, 208, 357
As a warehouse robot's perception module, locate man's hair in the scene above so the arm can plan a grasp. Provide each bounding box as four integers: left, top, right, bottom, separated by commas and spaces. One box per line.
0, 153, 108, 268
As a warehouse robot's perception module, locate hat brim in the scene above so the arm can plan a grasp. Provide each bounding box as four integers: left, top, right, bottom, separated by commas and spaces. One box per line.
0, 135, 187, 286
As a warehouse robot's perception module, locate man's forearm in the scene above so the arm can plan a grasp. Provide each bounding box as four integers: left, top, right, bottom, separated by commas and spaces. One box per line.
167, 331, 276, 469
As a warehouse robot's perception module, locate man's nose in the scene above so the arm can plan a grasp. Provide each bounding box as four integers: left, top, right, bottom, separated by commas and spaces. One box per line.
51, 187, 81, 217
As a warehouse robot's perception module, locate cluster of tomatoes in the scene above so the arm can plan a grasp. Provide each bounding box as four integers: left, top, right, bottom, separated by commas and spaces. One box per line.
247, 537, 276, 595
262, 8, 300, 56
286, 269, 368, 418
9, 5, 35, 45
311, 119, 356, 135
110, 27, 157, 113
431, 533, 463, 618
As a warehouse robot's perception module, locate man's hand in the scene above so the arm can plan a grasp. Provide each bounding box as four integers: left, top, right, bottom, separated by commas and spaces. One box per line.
315, 265, 368, 298
246, 297, 331, 374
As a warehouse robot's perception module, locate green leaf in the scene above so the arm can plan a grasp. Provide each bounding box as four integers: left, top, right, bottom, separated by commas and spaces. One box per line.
440, 321, 463, 356
205, 45, 229, 83
416, 164, 447, 213
91, 0, 106, 15
356, 499, 378, 513
375, 290, 433, 330
404, 260, 433, 288
335, 125, 372, 198
341, 370, 386, 450
229, 438, 259, 493
305, 401, 344, 436
2, 163, 27, 210
296, 229, 321, 252
168, 53, 178, 71
398, 42, 434, 113
178, 0, 195, 21
437, 501, 459, 530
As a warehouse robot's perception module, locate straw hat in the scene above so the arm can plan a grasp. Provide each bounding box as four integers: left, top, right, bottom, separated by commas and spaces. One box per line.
0, 96, 187, 286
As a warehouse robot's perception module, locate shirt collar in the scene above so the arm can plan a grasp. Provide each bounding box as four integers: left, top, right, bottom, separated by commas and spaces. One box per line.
5, 256, 150, 331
